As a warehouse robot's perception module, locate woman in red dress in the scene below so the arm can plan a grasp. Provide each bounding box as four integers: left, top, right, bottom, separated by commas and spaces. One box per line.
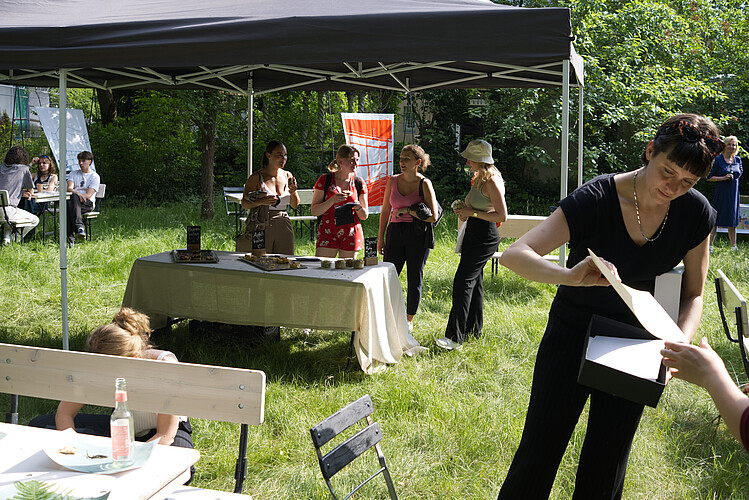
311, 144, 369, 258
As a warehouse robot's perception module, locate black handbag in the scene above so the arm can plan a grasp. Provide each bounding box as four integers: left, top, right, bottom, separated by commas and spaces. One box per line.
408, 178, 442, 249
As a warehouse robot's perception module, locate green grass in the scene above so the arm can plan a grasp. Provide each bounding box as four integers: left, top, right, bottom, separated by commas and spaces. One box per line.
2, 197, 749, 499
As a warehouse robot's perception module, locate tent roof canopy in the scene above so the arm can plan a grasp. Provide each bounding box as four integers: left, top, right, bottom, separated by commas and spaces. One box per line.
0, 0, 582, 95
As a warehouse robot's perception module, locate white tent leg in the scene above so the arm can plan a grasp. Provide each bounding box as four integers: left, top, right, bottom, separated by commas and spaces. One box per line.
247, 78, 253, 177
578, 86, 584, 189
558, 60, 570, 267
59, 69, 69, 350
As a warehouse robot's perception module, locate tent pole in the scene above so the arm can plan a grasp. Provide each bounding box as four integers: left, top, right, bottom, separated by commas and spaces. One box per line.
59, 69, 69, 350
558, 60, 570, 267
247, 78, 253, 177
578, 86, 584, 189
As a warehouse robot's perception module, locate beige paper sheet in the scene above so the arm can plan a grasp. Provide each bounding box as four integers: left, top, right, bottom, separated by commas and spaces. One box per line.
588, 249, 686, 343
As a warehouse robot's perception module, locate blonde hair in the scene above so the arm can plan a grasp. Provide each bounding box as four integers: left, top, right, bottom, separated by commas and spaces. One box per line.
474, 163, 502, 184
401, 144, 431, 172
327, 144, 360, 172
86, 307, 153, 357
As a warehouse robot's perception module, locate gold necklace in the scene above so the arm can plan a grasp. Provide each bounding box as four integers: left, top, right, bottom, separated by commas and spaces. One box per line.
633, 170, 669, 242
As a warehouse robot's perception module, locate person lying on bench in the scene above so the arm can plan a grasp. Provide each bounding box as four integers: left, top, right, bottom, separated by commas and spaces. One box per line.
29, 307, 195, 479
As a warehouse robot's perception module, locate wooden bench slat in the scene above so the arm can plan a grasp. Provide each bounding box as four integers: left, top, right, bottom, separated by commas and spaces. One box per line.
0, 343, 265, 425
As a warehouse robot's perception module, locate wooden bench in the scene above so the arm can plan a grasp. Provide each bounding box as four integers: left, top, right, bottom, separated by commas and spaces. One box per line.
0, 342, 265, 497
458, 214, 556, 274
289, 188, 317, 241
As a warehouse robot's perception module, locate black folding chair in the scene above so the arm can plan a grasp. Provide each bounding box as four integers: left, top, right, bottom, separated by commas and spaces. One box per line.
310, 394, 398, 500
715, 269, 749, 379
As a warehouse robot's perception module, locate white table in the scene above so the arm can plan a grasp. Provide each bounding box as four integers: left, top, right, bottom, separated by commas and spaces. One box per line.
0, 422, 200, 500
122, 252, 424, 374
32, 191, 71, 242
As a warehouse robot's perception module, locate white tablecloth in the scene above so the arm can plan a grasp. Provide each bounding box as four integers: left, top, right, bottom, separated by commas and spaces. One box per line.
0, 422, 199, 500
122, 252, 423, 373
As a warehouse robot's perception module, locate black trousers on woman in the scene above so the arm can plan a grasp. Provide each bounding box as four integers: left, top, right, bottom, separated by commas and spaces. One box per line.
497, 307, 644, 500
384, 222, 431, 316
444, 217, 499, 343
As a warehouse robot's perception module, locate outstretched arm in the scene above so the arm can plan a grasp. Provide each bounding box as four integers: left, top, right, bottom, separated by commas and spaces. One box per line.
662, 338, 749, 447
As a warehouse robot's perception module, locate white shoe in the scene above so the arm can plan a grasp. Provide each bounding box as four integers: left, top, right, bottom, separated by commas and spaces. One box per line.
435, 337, 463, 350
731, 246, 739, 251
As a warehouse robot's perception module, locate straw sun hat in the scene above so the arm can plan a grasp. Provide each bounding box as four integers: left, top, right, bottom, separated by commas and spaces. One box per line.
460, 139, 494, 164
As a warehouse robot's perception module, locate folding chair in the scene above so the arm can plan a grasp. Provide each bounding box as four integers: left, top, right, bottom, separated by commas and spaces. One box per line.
1, 189, 36, 244
310, 394, 397, 500
715, 269, 749, 379
83, 183, 106, 240
223, 186, 245, 236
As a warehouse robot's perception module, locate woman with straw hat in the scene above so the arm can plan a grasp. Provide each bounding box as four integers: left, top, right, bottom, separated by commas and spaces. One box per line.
436, 139, 507, 350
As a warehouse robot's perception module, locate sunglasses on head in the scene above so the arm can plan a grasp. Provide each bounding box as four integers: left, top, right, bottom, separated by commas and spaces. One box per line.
661, 120, 725, 156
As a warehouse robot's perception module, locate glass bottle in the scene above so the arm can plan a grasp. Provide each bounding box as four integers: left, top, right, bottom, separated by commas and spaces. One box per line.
110, 377, 135, 466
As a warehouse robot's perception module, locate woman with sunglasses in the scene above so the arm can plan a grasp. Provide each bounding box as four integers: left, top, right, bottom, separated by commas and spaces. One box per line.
311, 144, 369, 258
707, 135, 742, 251
32, 155, 58, 192
496, 113, 722, 499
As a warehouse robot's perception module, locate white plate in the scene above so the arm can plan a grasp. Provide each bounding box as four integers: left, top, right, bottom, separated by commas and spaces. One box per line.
43, 428, 156, 474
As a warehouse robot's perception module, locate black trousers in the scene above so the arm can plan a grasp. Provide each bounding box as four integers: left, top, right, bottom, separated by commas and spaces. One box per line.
444, 217, 499, 343
66, 194, 93, 241
384, 222, 431, 316
497, 309, 644, 500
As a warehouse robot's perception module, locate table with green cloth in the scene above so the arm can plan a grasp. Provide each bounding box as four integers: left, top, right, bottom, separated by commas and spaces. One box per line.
122, 251, 424, 374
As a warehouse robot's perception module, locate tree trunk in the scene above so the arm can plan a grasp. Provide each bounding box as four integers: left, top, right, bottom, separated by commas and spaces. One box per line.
199, 110, 217, 220
96, 89, 117, 126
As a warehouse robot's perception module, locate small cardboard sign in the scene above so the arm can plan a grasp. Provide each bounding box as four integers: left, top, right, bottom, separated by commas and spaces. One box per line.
186, 226, 201, 251
252, 230, 266, 250
364, 237, 378, 266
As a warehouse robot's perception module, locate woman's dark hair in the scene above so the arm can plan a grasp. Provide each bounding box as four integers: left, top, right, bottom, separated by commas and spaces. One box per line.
261, 141, 286, 168
4, 146, 29, 165
642, 113, 722, 178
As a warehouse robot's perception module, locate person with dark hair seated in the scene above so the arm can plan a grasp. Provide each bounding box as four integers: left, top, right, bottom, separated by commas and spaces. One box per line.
0, 145, 39, 244
66, 150, 100, 244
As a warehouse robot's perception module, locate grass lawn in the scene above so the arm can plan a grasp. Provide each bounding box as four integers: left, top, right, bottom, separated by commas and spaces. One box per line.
1, 197, 749, 499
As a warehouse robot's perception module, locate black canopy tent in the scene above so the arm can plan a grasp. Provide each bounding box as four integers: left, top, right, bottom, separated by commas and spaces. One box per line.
0, 0, 583, 347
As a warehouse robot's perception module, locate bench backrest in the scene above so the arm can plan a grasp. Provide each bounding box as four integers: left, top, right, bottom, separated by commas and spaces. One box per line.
458, 214, 547, 239
0, 343, 265, 425
297, 188, 314, 205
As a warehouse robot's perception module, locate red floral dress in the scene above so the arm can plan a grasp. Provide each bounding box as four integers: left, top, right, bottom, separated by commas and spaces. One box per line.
314, 174, 366, 251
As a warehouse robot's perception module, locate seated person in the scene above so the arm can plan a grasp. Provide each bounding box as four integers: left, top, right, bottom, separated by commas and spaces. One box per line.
0, 146, 39, 244
29, 307, 195, 480
66, 150, 100, 243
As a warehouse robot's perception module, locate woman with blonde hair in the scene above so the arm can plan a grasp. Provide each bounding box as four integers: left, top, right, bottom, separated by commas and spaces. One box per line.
311, 144, 369, 258
378, 144, 439, 331
436, 139, 508, 350
707, 135, 742, 251
29, 308, 195, 465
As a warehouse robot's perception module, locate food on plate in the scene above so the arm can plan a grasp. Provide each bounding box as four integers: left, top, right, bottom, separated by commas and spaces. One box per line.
353, 259, 364, 269
451, 199, 465, 210
244, 253, 258, 261
335, 259, 346, 269
345, 258, 354, 268
57, 446, 77, 455
289, 261, 301, 269
86, 452, 108, 459
321, 260, 332, 269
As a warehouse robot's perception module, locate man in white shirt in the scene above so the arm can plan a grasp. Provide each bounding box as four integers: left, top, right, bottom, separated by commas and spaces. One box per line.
66, 150, 100, 244
0, 146, 39, 244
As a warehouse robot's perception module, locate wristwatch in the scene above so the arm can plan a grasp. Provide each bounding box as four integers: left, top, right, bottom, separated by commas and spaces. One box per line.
473, 211, 478, 218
